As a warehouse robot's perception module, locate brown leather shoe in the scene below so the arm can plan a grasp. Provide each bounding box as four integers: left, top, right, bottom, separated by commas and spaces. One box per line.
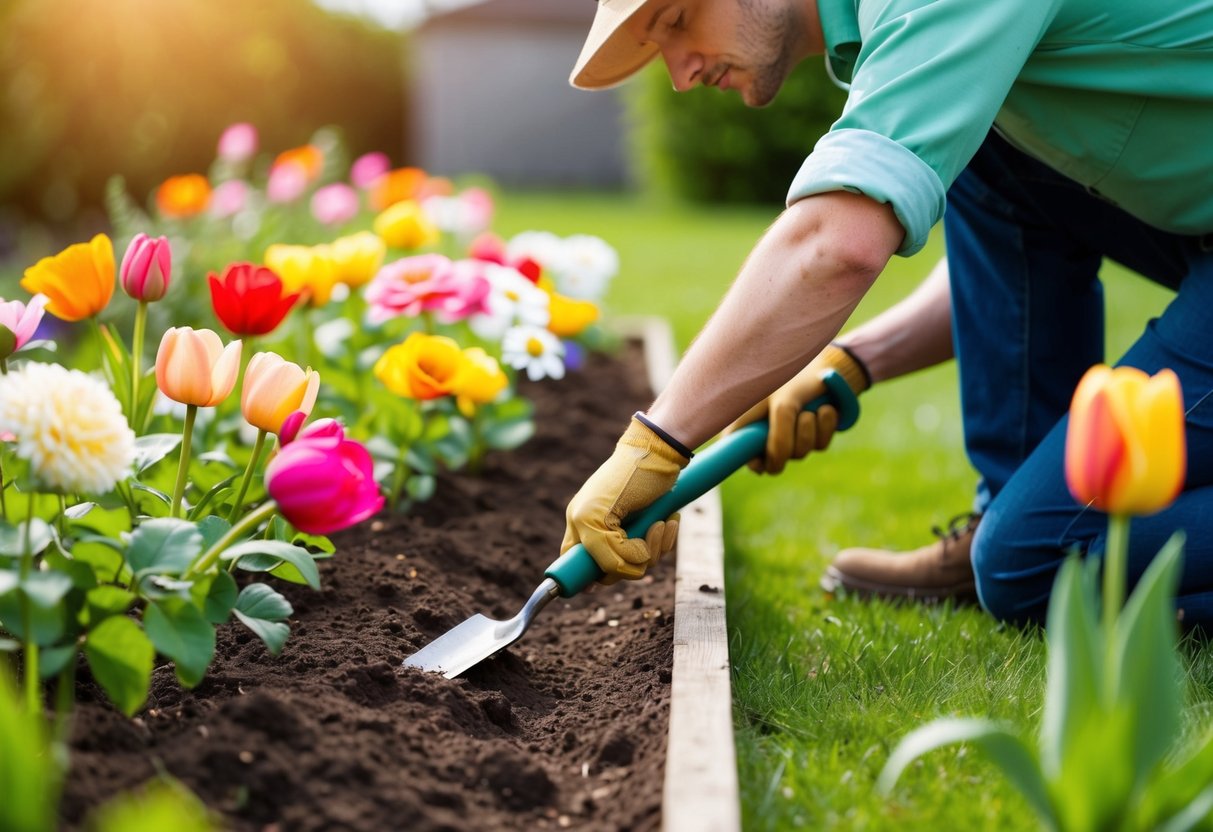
820, 513, 981, 602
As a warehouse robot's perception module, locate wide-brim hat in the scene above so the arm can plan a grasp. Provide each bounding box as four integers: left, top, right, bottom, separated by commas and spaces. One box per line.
570, 0, 660, 89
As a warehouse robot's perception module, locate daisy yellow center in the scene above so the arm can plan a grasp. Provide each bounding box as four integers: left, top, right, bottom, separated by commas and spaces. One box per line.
526, 337, 545, 357
505, 290, 520, 301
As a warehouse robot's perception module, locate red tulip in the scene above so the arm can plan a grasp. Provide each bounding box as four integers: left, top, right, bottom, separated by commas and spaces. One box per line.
265, 420, 384, 534
208, 263, 301, 336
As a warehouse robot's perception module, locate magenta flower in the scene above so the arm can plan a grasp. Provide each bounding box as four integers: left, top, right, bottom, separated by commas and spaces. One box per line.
265, 419, 384, 534
217, 123, 258, 162
209, 180, 250, 219
119, 233, 171, 302
311, 183, 359, 226
0, 294, 48, 358
441, 259, 494, 321
350, 152, 390, 190
364, 254, 461, 324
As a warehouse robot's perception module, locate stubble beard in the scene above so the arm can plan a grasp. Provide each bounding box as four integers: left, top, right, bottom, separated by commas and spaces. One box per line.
736, 0, 802, 107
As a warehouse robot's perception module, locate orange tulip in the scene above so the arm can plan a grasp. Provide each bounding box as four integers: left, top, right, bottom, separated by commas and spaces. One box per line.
21, 233, 115, 321
155, 326, 242, 407
156, 174, 212, 218
369, 167, 426, 211
373, 332, 465, 400
1065, 365, 1186, 516
241, 352, 320, 435
272, 145, 324, 182
451, 347, 508, 416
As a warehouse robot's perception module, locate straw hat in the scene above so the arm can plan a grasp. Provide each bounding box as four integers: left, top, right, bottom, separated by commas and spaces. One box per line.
570, 0, 660, 89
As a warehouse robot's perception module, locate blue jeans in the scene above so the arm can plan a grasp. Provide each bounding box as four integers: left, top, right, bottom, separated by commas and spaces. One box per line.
945, 132, 1213, 628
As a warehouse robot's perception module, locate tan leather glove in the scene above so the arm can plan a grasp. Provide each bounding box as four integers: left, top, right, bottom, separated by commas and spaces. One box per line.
726, 343, 870, 475
561, 415, 690, 584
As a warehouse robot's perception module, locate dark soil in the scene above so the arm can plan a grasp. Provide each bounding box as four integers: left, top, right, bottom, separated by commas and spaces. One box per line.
63, 343, 673, 832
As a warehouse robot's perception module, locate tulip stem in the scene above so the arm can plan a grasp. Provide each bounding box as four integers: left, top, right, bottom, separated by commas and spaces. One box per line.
228, 429, 268, 523
130, 300, 148, 426
389, 442, 411, 507
0, 455, 7, 521
184, 500, 279, 580
1103, 512, 1130, 660
1, 358, 8, 374
170, 406, 198, 519
21, 490, 39, 714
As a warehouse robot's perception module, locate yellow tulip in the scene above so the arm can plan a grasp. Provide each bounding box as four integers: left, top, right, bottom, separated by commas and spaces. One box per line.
1065, 365, 1186, 516
330, 232, 386, 288
241, 352, 321, 435
155, 326, 242, 407
21, 234, 115, 322
452, 347, 508, 417
373, 332, 465, 400
264, 244, 340, 306
373, 200, 440, 250
547, 292, 599, 338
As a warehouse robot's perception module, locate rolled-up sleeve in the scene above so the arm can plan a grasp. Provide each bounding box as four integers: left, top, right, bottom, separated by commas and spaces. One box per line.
788, 0, 1064, 256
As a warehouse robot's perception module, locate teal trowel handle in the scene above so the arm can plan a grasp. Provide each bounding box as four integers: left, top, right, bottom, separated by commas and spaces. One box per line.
543, 369, 860, 597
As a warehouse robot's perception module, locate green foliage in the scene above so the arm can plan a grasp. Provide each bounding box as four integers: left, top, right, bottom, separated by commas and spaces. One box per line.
626, 60, 847, 204
85, 777, 217, 832
0, 667, 58, 832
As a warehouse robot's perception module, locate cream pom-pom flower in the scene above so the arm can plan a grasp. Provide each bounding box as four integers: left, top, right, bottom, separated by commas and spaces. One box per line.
0, 362, 136, 494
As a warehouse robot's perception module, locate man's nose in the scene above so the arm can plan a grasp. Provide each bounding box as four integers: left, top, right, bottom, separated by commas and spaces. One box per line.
662, 48, 704, 92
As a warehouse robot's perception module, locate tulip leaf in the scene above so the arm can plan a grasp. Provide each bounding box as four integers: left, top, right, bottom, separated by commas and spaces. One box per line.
221, 541, 320, 590
127, 518, 203, 577
880, 717, 1056, 826
1136, 729, 1213, 830
1114, 532, 1184, 791
1157, 783, 1213, 832
0, 519, 54, 558
85, 615, 153, 716
133, 434, 183, 475
202, 571, 238, 625
38, 643, 78, 679
196, 516, 231, 550
482, 418, 536, 452
144, 600, 215, 688
291, 532, 335, 556
186, 478, 237, 521
233, 584, 293, 656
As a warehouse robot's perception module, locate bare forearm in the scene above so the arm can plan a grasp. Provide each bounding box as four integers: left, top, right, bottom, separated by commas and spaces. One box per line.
837, 257, 954, 383
646, 193, 904, 448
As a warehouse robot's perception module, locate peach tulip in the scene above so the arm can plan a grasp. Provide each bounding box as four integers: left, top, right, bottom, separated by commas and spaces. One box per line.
373, 332, 465, 400
1065, 365, 1186, 516
242, 352, 320, 435
21, 234, 115, 321
155, 326, 242, 407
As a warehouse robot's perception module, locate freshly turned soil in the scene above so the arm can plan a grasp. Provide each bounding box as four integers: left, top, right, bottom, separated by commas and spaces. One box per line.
62, 343, 673, 832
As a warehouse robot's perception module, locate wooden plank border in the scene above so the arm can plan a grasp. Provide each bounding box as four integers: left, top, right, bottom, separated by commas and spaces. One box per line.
617, 316, 742, 832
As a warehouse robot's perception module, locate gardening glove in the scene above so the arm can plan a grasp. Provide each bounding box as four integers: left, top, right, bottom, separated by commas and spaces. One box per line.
561, 414, 690, 585
725, 342, 870, 475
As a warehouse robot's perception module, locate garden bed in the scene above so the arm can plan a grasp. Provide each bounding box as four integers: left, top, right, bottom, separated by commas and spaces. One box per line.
62, 342, 673, 832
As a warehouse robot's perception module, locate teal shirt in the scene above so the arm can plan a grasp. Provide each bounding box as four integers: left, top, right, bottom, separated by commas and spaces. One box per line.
790, 0, 1213, 255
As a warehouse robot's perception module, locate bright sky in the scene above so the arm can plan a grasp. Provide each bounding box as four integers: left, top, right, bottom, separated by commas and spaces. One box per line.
311, 0, 479, 30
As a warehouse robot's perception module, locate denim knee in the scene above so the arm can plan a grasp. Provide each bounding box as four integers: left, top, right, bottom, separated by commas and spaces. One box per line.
970, 509, 1054, 626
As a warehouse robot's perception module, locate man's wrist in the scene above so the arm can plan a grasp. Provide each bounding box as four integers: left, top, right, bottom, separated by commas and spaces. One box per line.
817, 342, 872, 393
633, 411, 694, 459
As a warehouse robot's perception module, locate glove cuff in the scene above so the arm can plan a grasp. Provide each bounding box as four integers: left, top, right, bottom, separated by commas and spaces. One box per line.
624, 414, 693, 466
818, 342, 872, 393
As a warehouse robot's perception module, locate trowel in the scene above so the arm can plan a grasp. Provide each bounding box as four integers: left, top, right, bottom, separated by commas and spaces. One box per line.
403, 370, 860, 678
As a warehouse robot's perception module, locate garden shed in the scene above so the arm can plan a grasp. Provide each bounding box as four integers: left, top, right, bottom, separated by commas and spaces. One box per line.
410, 0, 632, 187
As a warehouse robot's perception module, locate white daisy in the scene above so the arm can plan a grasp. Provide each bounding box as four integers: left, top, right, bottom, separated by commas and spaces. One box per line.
502, 325, 565, 382
0, 363, 135, 494
468, 263, 550, 341
506, 230, 569, 278
555, 234, 619, 300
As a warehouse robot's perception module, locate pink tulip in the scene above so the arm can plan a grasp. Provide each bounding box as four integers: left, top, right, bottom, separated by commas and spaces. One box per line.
350, 152, 390, 190
265, 419, 384, 534
267, 164, 308, 204
119, 233, 171, 302
217, 123, 258, 162
311, 183, 359, 226
210, 180, 250, 219
0, 294, 48, 358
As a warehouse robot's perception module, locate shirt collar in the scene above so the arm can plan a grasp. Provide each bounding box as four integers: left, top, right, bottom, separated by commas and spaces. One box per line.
816, 0, 861, 84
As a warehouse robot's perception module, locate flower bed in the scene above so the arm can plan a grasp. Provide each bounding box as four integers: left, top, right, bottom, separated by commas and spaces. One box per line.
61, 343, 673, 831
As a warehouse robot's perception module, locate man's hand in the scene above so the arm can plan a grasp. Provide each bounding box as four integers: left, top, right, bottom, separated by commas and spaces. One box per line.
561, 416, 689, 584
725, 343, 870, 474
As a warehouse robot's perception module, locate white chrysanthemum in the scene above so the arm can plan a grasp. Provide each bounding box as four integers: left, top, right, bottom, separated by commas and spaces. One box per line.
506, 230, 569, 277
469, 263, 550, 341
502, 325, 565, 382
555, 234, 619, 300
0, 363, 135, 494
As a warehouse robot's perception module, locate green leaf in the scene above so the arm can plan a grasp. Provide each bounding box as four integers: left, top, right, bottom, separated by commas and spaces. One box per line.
1138, 729, 1213, 830
482, 418, 536, 451
292, 532, 335, 555
131, 483, 173, 515
38, 643, 77, 679
133, 434, 183, 475
196, 516, 231, 550
406, 444, 437, 475
22, 572, 73, 608
84, 616, 154, 716
202, 571, 238, 624
144, 601, 215, 688
0, 518, 54, 557
1157, 782, 1213, 832
221, 540, 319, 590
0, 325, 16, 359
86, 775, 217, 832
1113, 532, 1185, 791
0, 666, 57, 831
407, 474, 436, 502
127, 518, 203, 577
0, 570, 17, 596
85, 586, 136, 625
44, 544, 99, 590
233, 584, 293, 656
73, 537, 128, 584
0, 582, 66, 645
879, 718, 1057, 828
186, 478, 238, 521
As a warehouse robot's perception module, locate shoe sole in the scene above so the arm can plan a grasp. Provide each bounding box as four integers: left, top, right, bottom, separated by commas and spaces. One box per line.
820, 566, 978, 604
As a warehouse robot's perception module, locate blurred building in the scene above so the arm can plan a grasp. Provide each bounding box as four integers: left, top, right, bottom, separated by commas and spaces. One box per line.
410, 0, 631, 187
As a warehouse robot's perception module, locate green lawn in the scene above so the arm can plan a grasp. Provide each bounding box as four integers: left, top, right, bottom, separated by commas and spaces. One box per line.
496, 190, 1208, 830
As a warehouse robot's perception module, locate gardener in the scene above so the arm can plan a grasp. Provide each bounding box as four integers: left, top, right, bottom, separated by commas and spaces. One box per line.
559, 0, 1213, 626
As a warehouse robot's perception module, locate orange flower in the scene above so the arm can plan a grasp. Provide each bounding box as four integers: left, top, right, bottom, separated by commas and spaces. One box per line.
272, 145, 324, 182
1065, 365, 1186, 516
369, 167, 426, 211
373, 332, 465, 400
156, 174, 212, 218
21, 233, 115, 321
